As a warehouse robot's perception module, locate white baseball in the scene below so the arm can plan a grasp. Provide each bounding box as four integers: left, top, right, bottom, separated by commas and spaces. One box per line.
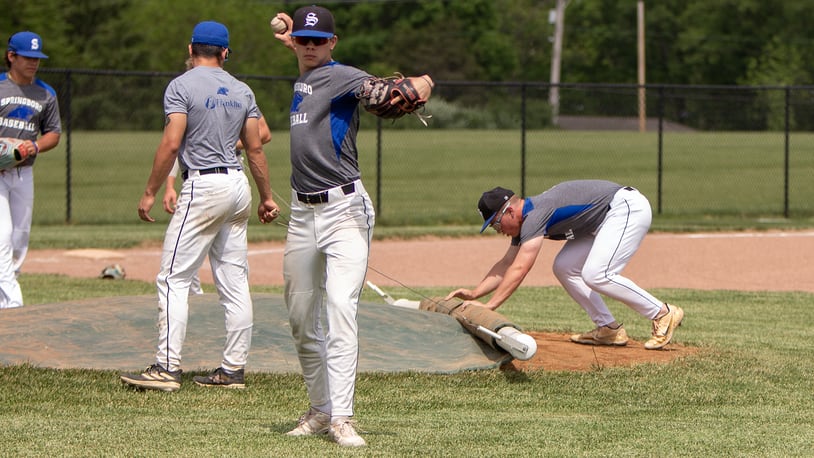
270, 17, 287, 34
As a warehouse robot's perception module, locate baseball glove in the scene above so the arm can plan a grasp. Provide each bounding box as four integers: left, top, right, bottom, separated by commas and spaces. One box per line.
99, 264, 126, 280
356, 74, 434, 125
0, 137, 29, 170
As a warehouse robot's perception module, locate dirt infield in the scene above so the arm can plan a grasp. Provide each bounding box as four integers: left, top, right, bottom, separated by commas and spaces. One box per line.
20, 230, 814, 371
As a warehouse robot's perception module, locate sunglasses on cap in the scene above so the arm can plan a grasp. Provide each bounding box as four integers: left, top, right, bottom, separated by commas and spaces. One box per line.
293, 36, 330, 46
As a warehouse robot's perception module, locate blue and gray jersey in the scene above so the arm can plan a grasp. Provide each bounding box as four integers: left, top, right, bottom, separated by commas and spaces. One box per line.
0, 73, 62, 166
515, 180, 624, 245
164, 66, 258, 172
289, 61, 371, 193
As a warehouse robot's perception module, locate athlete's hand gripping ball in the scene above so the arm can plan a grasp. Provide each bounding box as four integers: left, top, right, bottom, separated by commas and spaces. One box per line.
270, 13, 294, 49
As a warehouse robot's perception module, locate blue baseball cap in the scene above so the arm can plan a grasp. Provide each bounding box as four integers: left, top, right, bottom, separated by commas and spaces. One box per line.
290, 5, 335, 38
191, 21, 230, 49
7, 31, 49, 59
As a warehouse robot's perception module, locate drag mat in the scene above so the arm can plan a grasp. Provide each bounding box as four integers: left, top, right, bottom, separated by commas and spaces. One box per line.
0, 294, 511, 374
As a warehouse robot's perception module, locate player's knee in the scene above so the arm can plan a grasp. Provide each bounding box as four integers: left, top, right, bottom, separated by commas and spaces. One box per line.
552, 257, 580, 282
581, 267, 610, 290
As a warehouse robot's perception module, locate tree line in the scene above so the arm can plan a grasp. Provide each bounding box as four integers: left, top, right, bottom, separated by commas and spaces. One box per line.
3, 0, 812, 87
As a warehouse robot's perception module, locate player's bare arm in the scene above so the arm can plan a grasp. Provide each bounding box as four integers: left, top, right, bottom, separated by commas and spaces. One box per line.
235, 115, 271, 151
162, 160, 181, 214
481, 237, 544, 310
138, 113, 185, 222
17, 131, 60, 158
446, 244, 519, 302
240, 117, 278, 224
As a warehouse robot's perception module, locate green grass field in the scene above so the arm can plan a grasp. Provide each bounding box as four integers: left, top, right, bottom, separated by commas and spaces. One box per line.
6, 128, 814, 455
30, 129, 814, 231
2, 275, 813, 456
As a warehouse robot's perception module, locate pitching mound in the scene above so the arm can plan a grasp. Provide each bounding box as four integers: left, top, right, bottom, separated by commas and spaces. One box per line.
503, 331, 698, 372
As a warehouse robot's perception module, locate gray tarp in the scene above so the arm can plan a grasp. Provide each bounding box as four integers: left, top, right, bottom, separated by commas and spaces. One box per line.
0, 294, 511, 374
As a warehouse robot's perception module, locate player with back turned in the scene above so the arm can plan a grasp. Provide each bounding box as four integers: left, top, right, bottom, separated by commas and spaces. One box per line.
120, 21, 279, 392
0, 31, 61, 310
270, 4, 432, 448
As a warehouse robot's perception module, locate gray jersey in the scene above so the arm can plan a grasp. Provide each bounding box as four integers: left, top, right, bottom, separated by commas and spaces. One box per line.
516, 180, 624, 245
0, 73, 62, 166
164, 66, 258, 172
288, 61, 371, 193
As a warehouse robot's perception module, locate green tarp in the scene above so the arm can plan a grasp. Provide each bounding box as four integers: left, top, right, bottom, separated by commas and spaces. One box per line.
0, 294, 511, 374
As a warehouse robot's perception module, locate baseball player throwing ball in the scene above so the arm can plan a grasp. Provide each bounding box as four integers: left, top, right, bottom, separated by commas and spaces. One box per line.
270, 4, 432, 448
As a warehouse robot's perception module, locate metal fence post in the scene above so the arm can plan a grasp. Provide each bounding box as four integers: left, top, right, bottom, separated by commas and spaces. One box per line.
784, 86, 790, 218
65, 70, 72, 223
521, 83, 527, 198
376, 116, 382, 219
657, 85, 664, 214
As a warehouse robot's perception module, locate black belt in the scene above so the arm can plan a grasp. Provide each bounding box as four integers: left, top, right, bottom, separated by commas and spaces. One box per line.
182, 167, 230, 181
297, 183, 356, 204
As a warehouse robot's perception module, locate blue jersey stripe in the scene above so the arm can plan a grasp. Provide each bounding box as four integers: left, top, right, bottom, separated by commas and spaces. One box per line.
546, 204, 593, 231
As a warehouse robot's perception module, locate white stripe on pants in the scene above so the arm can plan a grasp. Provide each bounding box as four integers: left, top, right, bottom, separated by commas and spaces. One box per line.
284, 180, 374, 418
552, 187, 662, 326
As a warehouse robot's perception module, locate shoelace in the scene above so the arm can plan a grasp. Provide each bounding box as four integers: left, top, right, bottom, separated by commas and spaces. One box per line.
336, 420, 363, 435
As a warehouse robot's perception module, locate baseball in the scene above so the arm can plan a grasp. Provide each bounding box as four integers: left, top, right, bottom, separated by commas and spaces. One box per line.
270, 17, 287, 34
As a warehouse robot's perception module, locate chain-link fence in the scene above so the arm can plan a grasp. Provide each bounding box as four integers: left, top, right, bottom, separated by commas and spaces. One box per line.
33, 69, 814, 226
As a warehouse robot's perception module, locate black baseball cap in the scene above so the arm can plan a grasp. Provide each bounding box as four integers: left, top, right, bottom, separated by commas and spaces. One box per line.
290, 5, 335, 38
478, 187, 515, 233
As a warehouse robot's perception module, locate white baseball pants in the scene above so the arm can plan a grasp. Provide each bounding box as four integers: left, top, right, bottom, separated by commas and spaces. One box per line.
155, 169, 253, 373
0, 166, 33, 309
552, 187, 663, 326
284, 179, 374, 418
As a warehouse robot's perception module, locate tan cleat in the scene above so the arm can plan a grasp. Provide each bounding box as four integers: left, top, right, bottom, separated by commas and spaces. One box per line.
286, 407, 330, 436
644, 304, 684, 350
120, 364, 182, 392
570, 325, 629, 346
329, 418, 366, 447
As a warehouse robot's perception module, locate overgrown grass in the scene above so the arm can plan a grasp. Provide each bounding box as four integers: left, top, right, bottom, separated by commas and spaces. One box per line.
2, 275, 813, 456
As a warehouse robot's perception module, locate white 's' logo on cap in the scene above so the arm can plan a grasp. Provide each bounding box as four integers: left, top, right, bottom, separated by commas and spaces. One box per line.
305, 12, 319, 27
30, 38, 40, 50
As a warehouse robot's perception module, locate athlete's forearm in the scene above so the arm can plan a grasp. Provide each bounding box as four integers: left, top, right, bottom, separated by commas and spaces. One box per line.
34, 131, 60, 153
246, 149, 273, 201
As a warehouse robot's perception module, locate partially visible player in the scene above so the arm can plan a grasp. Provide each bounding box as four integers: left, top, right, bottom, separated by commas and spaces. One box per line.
121, 21, 278, 392
0, 31, 61, 309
